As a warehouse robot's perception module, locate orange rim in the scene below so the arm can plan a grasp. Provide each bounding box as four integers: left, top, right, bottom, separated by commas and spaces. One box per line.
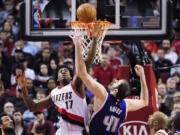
71, 20, 112, 37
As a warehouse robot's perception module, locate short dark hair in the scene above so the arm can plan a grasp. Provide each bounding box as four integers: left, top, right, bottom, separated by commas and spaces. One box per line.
12, 109, 22, 115
0, 113, 8, 124
13, 63, 24, 75
116, 80, 130, 101
58, 65, 73, 78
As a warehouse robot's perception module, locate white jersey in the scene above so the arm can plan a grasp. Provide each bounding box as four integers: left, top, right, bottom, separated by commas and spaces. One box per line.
156, 129, 168, 135
51, 83, 88, 133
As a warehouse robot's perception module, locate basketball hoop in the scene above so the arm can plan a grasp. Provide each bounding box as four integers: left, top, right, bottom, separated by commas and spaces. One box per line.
71, 20, 112, 64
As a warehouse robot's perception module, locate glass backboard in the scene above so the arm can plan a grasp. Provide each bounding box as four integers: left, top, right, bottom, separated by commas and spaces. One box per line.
21, 0, 172, 41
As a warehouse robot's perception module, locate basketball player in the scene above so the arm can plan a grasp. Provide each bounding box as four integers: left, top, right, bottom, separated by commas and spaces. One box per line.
73, 34, 149, 135
16, 23, 102, 135
148, 111, 169, 135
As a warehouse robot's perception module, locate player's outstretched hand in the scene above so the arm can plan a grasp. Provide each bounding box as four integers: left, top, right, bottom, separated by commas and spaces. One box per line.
69, 30, 84, 47
16, 72, 26, 90
134, 65, 145, 78
91, 20, 103, 37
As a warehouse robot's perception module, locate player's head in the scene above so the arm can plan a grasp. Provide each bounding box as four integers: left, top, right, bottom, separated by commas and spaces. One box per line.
148, 111, 168, 132
110, 79, 131, 101
57, 65, 73, 85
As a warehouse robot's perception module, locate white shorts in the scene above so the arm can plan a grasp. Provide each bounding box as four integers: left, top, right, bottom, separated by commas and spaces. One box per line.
55, 128, 83, 135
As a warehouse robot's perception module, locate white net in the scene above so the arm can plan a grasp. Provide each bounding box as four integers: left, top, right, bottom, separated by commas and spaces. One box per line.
71, 21, 111, 64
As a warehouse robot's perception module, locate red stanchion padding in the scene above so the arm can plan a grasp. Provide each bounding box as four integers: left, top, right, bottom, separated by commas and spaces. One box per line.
119, 64, 158, 135
117, 66, 130, 81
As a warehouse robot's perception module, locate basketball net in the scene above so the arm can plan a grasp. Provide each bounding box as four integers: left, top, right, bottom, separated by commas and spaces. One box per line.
71, 21, 112, 64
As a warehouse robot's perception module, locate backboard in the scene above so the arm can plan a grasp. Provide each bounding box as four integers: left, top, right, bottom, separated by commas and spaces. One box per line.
21, 0, 172, 41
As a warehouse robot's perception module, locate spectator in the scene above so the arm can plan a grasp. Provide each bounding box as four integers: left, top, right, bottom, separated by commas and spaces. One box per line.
57, 51, 65, 66
4, 0, 14, 15
3, 101, 15, 117
49, 58, 58, 78
22, 111, 35, 128
46, 79, 59, 127
23, 41, 37, 56
22, 91, 47, 127
46, 79, 59, 128
0, 90, 10, 114
0, 112, 15, 135
148, 111, 169, 135
26, 78, 36, 99
173, 91, 180, 104
141, 40, 158, 58
6, 14, 20, 37
27, 110, 55, 135
20, 57, 35, 80
171, 31, 180, 53
173, 103, 180, 113
93, 53, 116, 89
13, 110, 27, 135
172, 72, 180, 90
63, 58, 74, 70
10, 64, 24, 91
0, 31, 14, 58
34, 90, 48, 119
166, 77, 178, 98
35, 63, 52, 92
47, 79, 56, 94
158, 83, 172, 115
10, 53, 33, 86
9, 47, 24, 71
35, 90, 47, 101
2, 21, 14, 42
11, 40, 34, 68
7, 85, 27, 113
35, 41, 57, 62
11, 41, 37, 57
63, 42, 74, 59
107, 47, 121, 74
34, 48, 52, 73
154, 39, 178, 64
171, 112, 180, 135
154, 49, 172, 83
171, 103, 180, 117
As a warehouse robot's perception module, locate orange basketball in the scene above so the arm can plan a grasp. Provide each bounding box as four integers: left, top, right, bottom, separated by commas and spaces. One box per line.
77, 3, 96, 23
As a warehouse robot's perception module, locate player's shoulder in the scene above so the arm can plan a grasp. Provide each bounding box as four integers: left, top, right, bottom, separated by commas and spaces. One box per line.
51, 86, 64, 93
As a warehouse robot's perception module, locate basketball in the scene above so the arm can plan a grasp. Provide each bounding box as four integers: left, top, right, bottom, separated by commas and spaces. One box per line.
76, 3, 96, 23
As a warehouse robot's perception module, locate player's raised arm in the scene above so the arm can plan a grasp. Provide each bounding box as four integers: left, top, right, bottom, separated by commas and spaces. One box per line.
73, 33, 107, 101
125, 65, 149, 112
71, 22, 102, 97
16, 72, 53, 112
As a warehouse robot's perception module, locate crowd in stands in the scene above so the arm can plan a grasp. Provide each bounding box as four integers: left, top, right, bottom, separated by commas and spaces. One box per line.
0, 0, 180, 135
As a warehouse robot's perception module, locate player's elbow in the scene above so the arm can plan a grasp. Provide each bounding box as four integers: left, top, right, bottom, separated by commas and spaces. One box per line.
29, 108, 35, 112
144, 100, 149, 106
142, 98, 149, 107
26, 103, 37, 112
27, 105, 36, 112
